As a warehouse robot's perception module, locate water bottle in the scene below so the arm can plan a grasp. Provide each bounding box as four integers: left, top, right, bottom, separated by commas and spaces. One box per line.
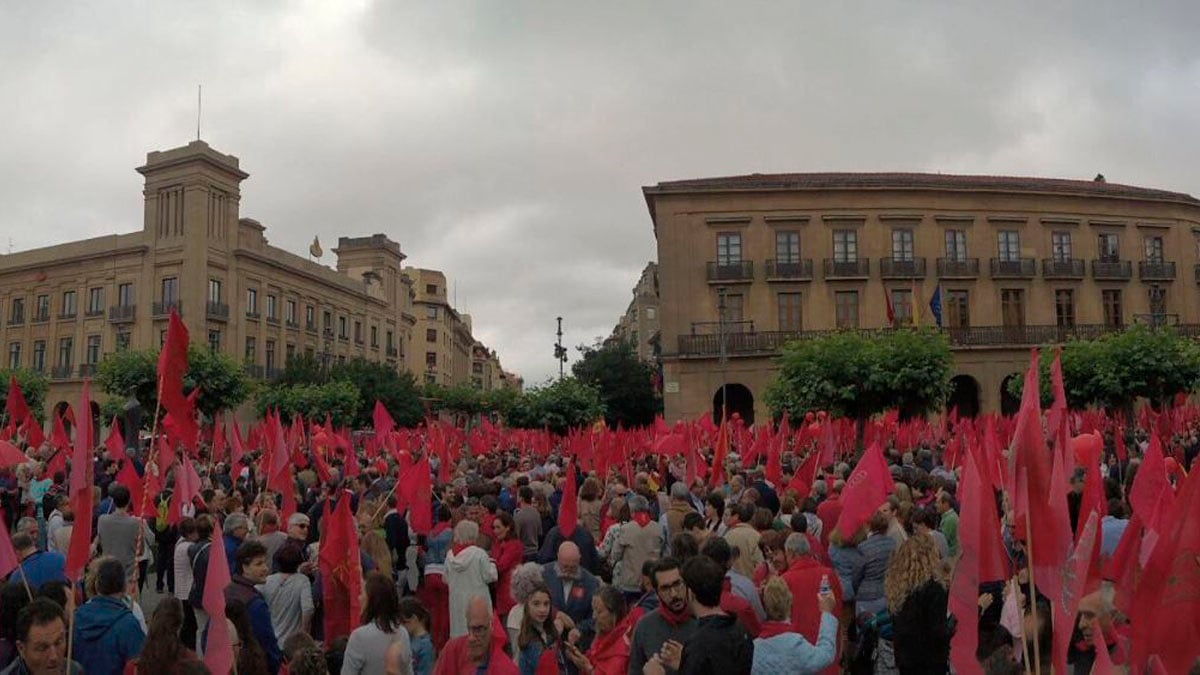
819, 573, 831, 595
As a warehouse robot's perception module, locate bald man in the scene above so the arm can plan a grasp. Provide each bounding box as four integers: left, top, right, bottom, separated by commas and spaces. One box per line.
542, 541, 600, 626
433, 596, 518, 675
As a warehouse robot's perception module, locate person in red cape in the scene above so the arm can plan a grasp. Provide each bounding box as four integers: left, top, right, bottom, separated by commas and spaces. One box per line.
434, 596, 518, 675
779, 532, 843, 675
564, 585, 642, 675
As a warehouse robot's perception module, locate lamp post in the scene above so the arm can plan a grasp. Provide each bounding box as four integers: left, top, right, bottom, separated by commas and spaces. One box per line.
554, 316, 567, 380
717, 286, 728, 422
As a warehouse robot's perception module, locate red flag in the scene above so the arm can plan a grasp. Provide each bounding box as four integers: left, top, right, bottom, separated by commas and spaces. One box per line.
5, 376, 30, 428
709, 418, 729, 488
833, 442, 894, 540
170, 458, 202, 526
49, 411, 71, 455
65, 381, 95, 582
21, 413, 44, 449
319, 495, 363, 642
765, 428, 784, 488
229, 419, 245, 470
1052, 512, 1100, 675
104, 418, 126, 461
0, 441, 29, 468
211, 416, 227, 464
1046, 347, 1067, 437
1091, 619, 1115, 675
0, 516, 19, 581
373, 400, 395, 437
158, 310, 197, 452
399, 455, 433, 535
1114, 426, 1128, 463
203, 518, 235, 675
1130, 434, 1171, 532
949, 450, 988, 675
558, 461, 578, 538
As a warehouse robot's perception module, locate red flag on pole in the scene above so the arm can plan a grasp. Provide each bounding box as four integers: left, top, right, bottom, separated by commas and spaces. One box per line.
21, 413, 44, 449
203, 520, 235, 675
400, 455, 433, 535
1130, 434, 1171, 532
1052, 512, 1100, 675
64, 381, 95, 582
949, 449, 988, 675
158, 309, 197, 452
833, 442, 894, 540
558, 461, 578, 538
104, 418, 126, 461
229, 419, 245, 470
373, 400, 395, 437
5, 376, 30, 430
0, 516, 19, 581
319, 495, 363, 642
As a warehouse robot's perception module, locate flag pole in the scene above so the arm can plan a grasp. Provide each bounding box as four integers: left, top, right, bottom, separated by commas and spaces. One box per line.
1024, 505, 1042, 675
132, 375, 166, 599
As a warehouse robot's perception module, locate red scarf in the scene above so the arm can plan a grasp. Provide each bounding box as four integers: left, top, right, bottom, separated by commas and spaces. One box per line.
633, 512, 652, 527
657, 601, 692, 627
451, 542, 473, 556
757, 621, 795, 640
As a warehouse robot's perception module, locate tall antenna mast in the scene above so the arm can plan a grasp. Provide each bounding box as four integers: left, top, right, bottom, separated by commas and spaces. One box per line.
196, 85, 202, 140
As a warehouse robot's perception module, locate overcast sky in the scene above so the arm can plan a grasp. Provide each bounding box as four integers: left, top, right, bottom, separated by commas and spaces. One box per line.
3, 2, 1200, 386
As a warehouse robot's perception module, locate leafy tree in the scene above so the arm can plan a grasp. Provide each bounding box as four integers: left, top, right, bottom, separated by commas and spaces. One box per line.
482, 387, 519, 417
96, 346, 252, 426
255, 381, 361, 427
504, 378, 605, 435
273, 353, 328, 387
572, 339, 661, 428
0, 369, 50, 425
329, 358, 424, 428
1007, 324, 1200, 411
766, 328, 953, 424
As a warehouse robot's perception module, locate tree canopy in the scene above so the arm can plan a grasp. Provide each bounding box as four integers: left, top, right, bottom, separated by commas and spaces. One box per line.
572, 339, 661, 429
766, 328, 953, 423
0, 369, 49, 424
254, 380, 361, 427
504, 377, 605, 435
96, 346, 251, 425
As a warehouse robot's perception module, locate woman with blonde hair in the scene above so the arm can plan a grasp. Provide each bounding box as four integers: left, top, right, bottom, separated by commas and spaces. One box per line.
752, 576, 838, 675
884, 534, 949, 674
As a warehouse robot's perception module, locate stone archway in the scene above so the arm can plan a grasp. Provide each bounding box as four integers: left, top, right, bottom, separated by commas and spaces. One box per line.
948, 375, 982, 418
1000, 373, 1021, 416
713, 383, 754, 426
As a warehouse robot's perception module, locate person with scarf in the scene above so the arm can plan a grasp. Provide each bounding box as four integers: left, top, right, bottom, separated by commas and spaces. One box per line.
493, 512, 526, 619
627, 558, 696, 675
444, 520, 498, 639
433, 597, 518, 675
779, 533, 842, 675
565, 586, 641, 675
416, 505, 454, 647
609, 496, 663, 602
752, 577, 838, 675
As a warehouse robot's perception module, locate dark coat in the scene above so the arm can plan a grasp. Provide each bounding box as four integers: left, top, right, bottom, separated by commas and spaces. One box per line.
677, 614, 754, 675
541, 563, 600, 627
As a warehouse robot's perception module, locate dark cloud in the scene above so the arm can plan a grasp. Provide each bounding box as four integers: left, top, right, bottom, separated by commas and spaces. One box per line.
3, 2, 1200, 384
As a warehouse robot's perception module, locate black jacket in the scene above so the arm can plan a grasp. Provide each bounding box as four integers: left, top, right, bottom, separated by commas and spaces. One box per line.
892, 580, 950, 674
678, 613, 754, 675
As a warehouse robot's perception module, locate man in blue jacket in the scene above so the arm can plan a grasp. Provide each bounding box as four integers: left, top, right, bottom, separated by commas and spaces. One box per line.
8, 532, 67, 591
226, 540, 282, 673
72, 558, 145, 675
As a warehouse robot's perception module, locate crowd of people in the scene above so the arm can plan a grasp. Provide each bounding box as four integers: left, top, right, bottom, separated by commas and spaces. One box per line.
0, 407, 1197, 674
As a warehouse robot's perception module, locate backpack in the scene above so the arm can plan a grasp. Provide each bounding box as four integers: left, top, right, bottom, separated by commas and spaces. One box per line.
155, 496, 171, 532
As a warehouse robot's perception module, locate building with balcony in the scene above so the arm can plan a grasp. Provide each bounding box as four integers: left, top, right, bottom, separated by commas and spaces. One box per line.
471, 342, 507, 392
0, 140, 423, 417
645, 172, 1200, 423
405, 267, 480, 388
609, 262, 661, 362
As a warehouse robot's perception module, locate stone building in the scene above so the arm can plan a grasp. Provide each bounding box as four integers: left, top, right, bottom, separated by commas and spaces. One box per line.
609, 262, 660, 362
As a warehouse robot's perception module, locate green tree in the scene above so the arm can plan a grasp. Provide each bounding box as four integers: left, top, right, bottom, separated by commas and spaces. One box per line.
766, 328, 953, 424
0, 368, 50, 425
572, 339, 661, 428
1007, 324, 1200, 411
504, 378, 605, 435
434, 384, 485, 418
96, 346, 252, 426
482, 387, 519, 417
273, 353, 328, 387
255, 381, 361, 427
328, 358, 424, 428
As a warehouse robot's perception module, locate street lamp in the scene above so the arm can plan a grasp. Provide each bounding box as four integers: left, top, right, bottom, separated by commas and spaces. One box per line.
554, 316, 567, 380
717, 286, 728, 422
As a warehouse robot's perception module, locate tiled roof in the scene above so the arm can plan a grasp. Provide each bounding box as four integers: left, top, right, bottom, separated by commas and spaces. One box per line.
644, 172, 1199, 204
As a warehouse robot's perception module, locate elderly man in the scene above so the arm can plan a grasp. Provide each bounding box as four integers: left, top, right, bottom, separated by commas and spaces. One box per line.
275, 513, 315, 574
9, 531, 67, 592
541, 541, 599, 627
445, 520, 497, 639
780, 533, 843, 675
433, 596, 517, 675
1070, 585, 1125, 672
222, 513, 250, 575
722, 503, 763, 579
664, 482, 696, 548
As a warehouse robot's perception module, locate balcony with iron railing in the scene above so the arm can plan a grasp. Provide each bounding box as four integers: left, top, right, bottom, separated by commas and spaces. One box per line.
1139, 260, 1176, 281
246, 364, 265, 379
822, 258, 870, 279
989, 257, 1036, 278
286, 320, 300, 329
206, 301, 229, 321
78, 363, 98, 377
1042, 258, 1085, 279
57, 311, 76, 321
31, 310, 50, 324
386, 346, 399, 358
879, 257, 927, 279
764, 259, 814, 281
266, 314, 281, 326
245, 310, 261, 320
152, 300, 181, 317
306, 322, 318, 333
50, 365, 73, 380
936, 257, 979, 279
108, 305, 136, 323
705, 261, 754, 283
84, 307, 105, 318
1091, 260, 1132, 280
7, 314, 24, 327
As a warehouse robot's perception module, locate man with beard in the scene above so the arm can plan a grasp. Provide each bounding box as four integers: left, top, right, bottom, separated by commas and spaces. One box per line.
628, 558, 696, 675
433, 596, 518, 674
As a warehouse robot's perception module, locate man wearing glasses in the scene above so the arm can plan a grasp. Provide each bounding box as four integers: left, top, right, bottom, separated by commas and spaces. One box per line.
432, 596, 518, 675
628, 558, 696, 675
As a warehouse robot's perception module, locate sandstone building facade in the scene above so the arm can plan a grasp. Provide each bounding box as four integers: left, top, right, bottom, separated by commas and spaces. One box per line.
609, 262, 661, 363
645, 173, 1200, 423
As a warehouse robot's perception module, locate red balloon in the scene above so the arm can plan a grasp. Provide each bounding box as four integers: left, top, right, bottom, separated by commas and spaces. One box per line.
804, 412, 815, 424
1070, 432, 1103, 467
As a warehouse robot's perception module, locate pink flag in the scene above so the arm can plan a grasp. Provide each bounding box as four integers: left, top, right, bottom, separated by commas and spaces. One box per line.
64, 381, 95, 582
203, 521, 235, 675
0, 516, 19, 580
833, 442, 894, 540
949, 450, 987, 675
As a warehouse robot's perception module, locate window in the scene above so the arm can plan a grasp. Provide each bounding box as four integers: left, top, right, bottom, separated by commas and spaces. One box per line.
207, 330, 221, 352
945, 290, 969, 328
1102, 290, 1123, 328
117, 283, 134, 307
944, 230, 968, 262
473, 362, 484, 374
370, 326, 378, 347
775, 231, 801, 263
266, 295, 278, 320
890, 289, 913, 325
426, 306, 438, 320
265, 340, 276, 371
426, 284, 438, 295
1001, 289, 1025, 327
426, 329, 438, 343
286, 343, 296, 361
1054, 290, 1075, 327
285, 300, 297, 324
338, 316, 347, 338
7, 343, 20, 369
1097, 234, 1120, 263
354, 321, 363, 342
1148, 286, 1167, 316
426, 351, 437, 368
245, 337, 257, 362
57, 338, 73, 367
61, 291, 77, 318
1051, 232, 1072, 262
10, 298, 23, 323
646, 307, 657, 320
891, 230, 914, 262
997, 231, 1021, 262
323, 310, 332, 333
833, 230, 858, 263
835, 291, 859, 328
305, 305, 315, 328
87, 287, 104, 315
159, 330, 167, 347
86, 335, 101, 364
716, 232, 742, 266
1144, 235, 1164, 263
161, 277, 178, 304
116, 331, 130, 352
32, 341, 45, 372
35, 295, 49, 321
722, 293, 744, 324
246, 288, 258, 314
778, 293, 802, 331
386, 330, 394, 349
208, 279, 222, 303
